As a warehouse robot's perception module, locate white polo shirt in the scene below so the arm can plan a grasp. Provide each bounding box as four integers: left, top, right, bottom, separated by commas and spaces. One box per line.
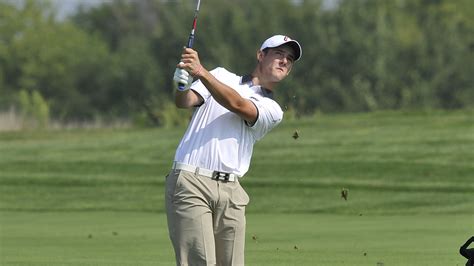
173, 67, 283, 177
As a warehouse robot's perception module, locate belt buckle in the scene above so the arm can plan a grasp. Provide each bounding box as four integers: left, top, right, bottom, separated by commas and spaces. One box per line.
213, 171, 230, 181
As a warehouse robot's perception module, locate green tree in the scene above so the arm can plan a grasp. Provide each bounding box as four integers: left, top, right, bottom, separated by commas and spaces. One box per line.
17, 89, 49, 128
2, 0, 473, 126
1, 0, 140, 121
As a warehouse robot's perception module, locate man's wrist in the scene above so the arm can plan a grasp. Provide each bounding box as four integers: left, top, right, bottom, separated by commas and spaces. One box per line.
193, 65, 204, 78
177, 85, 190, 92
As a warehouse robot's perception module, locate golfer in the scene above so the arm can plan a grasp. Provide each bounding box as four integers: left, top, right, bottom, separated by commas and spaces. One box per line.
166, 35, 302, 266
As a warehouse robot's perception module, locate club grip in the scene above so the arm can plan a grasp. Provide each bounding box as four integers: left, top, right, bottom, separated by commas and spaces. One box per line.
177, 34, 195, 91
187, 34, 195, 49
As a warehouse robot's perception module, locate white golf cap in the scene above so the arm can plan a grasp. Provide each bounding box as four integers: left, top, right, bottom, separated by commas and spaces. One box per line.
259, 35, 302, 61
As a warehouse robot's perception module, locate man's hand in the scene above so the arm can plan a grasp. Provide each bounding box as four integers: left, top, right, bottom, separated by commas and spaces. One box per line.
180, 48, 204, 78
173, 65, 193, 91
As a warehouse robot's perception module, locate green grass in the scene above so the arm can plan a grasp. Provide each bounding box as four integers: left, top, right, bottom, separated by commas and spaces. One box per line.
1, 212, 471, 265
1, 110, 473, 265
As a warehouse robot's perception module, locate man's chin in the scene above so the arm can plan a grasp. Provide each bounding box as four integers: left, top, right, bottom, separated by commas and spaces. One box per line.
274, 74, 287, 82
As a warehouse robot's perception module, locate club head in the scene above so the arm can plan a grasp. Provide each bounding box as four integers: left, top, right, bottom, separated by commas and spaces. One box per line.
460, 236, 474, 266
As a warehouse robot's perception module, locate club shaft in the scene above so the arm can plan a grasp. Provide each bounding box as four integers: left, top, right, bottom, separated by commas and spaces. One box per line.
186, 0, 200, 48
178, 0, 202, 90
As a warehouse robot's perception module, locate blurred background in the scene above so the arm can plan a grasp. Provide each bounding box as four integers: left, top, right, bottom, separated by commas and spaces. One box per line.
1, 2, 473, 264
0, 0, 473, 130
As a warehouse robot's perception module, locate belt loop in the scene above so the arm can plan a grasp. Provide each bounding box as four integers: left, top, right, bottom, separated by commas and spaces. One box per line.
195, 167, 200, 176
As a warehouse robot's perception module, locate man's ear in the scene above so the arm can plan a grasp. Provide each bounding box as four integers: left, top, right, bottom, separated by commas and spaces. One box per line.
257, 50, 264, 62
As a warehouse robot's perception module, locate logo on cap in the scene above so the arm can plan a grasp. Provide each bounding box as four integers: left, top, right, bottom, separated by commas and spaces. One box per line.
284, 36, 290, 41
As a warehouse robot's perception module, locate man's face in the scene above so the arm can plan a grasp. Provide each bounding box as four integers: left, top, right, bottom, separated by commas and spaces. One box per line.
258, 45, 296, 83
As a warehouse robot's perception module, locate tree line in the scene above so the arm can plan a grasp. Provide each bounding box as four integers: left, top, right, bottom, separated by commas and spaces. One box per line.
0, 0, 472, 127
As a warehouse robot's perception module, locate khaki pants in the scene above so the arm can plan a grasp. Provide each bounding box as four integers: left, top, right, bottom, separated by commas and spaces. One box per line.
165, 169, 250, 266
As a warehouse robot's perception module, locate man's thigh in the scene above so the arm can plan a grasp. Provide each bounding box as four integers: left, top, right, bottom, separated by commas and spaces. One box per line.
214, 181, 250, 266
165, 170, 217, 265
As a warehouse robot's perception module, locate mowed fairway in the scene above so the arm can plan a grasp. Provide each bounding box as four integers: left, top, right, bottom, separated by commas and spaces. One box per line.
1, 111, 473, 265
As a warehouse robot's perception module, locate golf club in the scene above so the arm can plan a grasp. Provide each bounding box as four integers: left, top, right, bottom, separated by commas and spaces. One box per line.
178, 0, 201, 91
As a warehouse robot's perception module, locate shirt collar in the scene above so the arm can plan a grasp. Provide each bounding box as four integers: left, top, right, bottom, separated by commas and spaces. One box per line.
240, 74, 274, 99
261, 88, 274, 99
241, 74, 253, 85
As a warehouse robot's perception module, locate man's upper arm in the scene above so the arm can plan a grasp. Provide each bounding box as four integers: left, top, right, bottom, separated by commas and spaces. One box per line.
247, 97, 283, 140
175, 77, 211, 108
175, 89, 204, 108
235, 98, 259, 126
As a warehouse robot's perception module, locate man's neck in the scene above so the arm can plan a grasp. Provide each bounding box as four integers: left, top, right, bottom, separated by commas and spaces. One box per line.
251, 70, 275, 91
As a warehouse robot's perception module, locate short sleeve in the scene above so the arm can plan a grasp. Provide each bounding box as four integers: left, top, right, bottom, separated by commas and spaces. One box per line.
248, 96, 283, 140
190, 68, 224, 103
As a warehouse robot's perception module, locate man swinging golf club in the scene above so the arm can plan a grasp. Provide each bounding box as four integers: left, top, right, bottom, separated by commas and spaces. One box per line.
166, 34, 302, 265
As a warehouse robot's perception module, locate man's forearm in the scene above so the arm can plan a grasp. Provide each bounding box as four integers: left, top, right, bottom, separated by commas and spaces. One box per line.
197, 68, 246, 113
196, 68, 257, 124
176, 47, 256, 122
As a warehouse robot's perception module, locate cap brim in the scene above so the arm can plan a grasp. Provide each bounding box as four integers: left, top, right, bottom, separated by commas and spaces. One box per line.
286, 41, 302, 61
